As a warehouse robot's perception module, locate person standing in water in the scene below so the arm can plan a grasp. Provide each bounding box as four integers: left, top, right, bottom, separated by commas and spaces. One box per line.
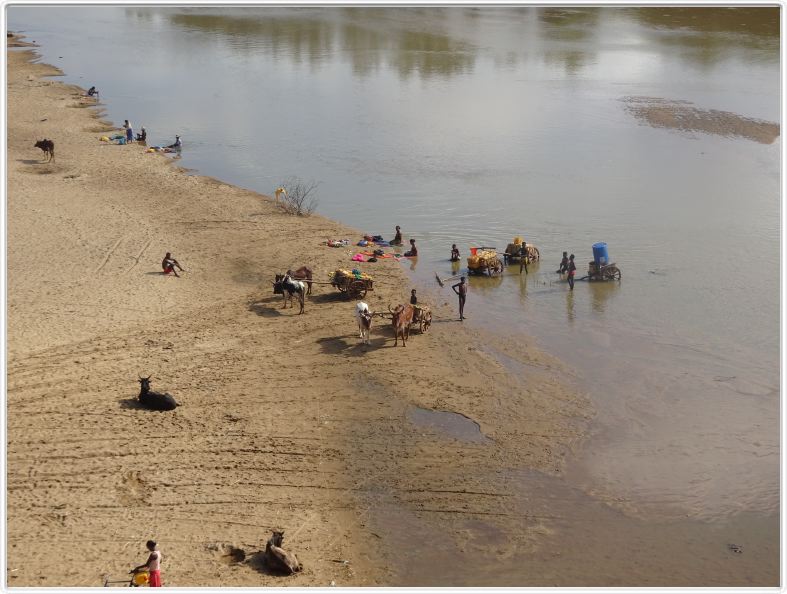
567, 254, 576, 290
452, 276, 467, 321
519, 240, 528, 275
450, 244, 460, 262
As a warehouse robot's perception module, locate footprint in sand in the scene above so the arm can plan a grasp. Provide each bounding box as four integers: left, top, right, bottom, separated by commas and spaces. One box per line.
206, 542, 247, 565
116, 470, 150, 506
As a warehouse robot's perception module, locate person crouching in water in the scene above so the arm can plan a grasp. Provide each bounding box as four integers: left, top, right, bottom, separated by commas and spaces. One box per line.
557, 251, 569, 274
391, 225, 403, 246
162, 252, 184, 277
450, 244, 460, 262
404, 238, 418, 257
132, 540, 163, 587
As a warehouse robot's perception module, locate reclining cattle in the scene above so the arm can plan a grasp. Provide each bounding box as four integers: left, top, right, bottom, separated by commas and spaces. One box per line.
356, 301, 373, 345
273, 271, 306, 314
389, 303, 415, 347
137, 376, 178, 411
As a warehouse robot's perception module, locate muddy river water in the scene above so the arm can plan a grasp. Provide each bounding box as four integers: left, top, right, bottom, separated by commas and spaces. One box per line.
8, 6, 780, 585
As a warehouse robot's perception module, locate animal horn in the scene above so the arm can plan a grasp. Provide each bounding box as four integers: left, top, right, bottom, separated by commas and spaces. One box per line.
388, 304, 393, 313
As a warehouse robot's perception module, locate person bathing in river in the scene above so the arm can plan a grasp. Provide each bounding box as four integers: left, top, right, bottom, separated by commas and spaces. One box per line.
450, 244, 460, 262
391, 225, 402, 246
167, 135, 182, 150
136, 127, 147, 143
519, 240, 528, 275
557, 251, 569, 274
567, 254, 576, 290
404, 238, 418, 257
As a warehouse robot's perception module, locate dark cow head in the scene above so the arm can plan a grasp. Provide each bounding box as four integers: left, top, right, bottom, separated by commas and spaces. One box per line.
138, 375, 152, 393
273, 274, 284, 294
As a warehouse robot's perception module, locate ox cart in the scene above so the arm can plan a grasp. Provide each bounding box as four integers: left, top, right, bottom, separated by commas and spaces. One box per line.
330, 269, 374, 299
411, 305, 432, 333
503, 240, 540, 265
467, 247, 504, 276
582, 261, 621, 281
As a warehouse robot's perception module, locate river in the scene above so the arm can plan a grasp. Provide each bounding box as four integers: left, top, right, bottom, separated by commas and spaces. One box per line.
8, 6, 780, 585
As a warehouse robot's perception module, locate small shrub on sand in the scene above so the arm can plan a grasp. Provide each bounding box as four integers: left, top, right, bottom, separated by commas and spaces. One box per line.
276, 178, 319, 216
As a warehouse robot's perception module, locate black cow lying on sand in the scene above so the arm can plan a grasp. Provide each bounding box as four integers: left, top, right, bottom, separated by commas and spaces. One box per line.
264, 531, 302, 575
34, 139, 55, 163
138, 376, 178, 411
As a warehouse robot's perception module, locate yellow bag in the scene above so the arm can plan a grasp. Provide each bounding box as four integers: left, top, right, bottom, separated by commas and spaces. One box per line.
99, 136, 109, 142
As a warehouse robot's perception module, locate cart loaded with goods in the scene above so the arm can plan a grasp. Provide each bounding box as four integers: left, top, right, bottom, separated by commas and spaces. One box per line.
503, 236, 540, 265
329, 269, 374, 299
582, 242, 621, 281
467, 247, 504, 276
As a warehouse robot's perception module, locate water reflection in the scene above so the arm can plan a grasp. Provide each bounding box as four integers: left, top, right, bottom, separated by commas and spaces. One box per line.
624, 7, 779, 38
588, 281, 617, 314
147, 6, 779, 82
565, 290, 575, 323
162, 8, 478, 80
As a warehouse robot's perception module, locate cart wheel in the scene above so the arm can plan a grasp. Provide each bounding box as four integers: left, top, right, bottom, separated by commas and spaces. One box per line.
490, 259, 503, 275
349, 280, 367, 299
531, 247, 540, 262
605, 266, 621, 280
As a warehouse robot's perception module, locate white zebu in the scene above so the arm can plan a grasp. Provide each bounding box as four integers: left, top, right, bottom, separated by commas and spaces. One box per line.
355, 301, 373, 344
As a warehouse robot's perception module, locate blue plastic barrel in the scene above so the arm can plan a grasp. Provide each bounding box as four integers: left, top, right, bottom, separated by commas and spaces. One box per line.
592, 242, 609, 266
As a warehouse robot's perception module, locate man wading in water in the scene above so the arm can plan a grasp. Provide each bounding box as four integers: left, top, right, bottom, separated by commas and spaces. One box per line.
452, 276, 467, 321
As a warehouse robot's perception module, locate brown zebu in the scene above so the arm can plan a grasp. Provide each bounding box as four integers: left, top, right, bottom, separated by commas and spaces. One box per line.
389, 303, 415, 347
291, 266, 313, 295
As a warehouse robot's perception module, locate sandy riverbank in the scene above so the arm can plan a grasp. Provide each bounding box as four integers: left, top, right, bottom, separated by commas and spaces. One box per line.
6, 38, 591, 586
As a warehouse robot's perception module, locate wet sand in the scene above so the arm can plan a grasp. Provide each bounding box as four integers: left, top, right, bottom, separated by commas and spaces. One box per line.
622, 95, 780, 144
6, 39, 590, 586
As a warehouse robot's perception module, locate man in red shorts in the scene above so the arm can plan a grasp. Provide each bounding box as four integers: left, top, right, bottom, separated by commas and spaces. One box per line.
132, 540, 162, 587
161, 252, 184, 277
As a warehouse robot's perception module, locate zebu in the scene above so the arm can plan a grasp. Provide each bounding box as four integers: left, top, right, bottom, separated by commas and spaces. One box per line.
389, 303, 415, 347
273, 273, 306, 314
355, 301, 373, 344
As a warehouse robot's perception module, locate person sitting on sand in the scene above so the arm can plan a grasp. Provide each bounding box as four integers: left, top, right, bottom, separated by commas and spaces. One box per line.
450, 244, 460, 262
391, 225, 403, 246
161, 253, 184, 277
410, 289, 418, 305
404, 238, 418, 257
136, 127, 147, 143
132, 540, 162, 587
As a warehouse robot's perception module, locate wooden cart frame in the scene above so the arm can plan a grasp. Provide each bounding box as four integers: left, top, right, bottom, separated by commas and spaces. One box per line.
331, 272, 374, 299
